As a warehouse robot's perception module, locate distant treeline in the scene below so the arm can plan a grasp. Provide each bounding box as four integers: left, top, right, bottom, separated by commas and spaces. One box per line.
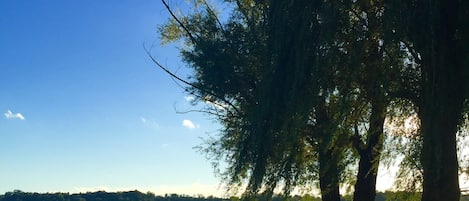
0, 190, 226, 201
1, 190, 468, 201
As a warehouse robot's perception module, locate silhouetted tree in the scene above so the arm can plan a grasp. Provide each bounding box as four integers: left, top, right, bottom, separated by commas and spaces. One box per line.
384, 0, 469, 200
156, 1, 468, 201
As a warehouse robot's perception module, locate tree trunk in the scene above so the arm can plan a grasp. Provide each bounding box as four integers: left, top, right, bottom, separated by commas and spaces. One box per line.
420, 107, 461, 201
319, 149, 341, 201
353, 100, 387, 201
352, 17, 387, 199
419, 47, 462, 201
353, 153, 378, 201
417, 1, 464, 201
313, 96, 342, 201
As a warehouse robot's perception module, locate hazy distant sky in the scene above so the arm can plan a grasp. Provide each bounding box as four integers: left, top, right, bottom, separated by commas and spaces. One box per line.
0, 0, 405, 197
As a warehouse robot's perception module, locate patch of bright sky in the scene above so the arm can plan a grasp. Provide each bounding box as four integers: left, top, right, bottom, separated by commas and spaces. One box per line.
0, 0, 224, 197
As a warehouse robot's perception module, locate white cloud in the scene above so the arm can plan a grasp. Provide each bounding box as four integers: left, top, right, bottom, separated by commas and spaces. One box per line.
182, 119, 199, 129
184, 95, 195, 102
140, 117, 147, 123
4, 110, 25, 120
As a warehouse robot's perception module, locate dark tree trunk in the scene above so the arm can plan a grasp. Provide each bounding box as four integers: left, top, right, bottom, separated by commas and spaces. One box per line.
313, 97, 342, 201
352, 14, 388, 199
416, 1, 465, 201
353, 153, 378, 201
353, 100, 387, 201
419, 50, 462, 201
420, 104, 461, 201
319, 148, 341, 201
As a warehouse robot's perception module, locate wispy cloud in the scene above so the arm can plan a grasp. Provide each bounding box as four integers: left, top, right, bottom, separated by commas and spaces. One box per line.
4, 110, 25, 120
140, 117, 147, 123
182, 119, 199, 129
140, 116, 159, 129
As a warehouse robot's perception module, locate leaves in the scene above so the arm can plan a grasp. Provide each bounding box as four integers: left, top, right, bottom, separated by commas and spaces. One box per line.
157, 0, 468, 199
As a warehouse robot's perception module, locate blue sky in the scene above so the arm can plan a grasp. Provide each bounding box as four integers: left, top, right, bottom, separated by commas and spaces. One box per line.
0, 0, 224, 196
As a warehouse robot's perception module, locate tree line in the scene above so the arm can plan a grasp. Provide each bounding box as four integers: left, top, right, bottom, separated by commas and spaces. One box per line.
4, 190, 469, 201
0, 190, 225, 201
155, 0, 468, 201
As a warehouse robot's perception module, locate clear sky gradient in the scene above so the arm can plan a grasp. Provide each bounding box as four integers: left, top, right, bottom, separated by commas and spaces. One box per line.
0, 0, 224, 196
0, 0, 410, 197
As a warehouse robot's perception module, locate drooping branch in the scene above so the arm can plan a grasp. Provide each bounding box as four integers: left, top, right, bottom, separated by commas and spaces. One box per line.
144, 45, 241, 116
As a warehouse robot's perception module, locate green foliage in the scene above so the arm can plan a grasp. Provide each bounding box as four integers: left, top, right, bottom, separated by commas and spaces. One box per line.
157, 0, 468, 200
159, 0, 319, 196
159, 18, 184, 45
158, 0, 410, 197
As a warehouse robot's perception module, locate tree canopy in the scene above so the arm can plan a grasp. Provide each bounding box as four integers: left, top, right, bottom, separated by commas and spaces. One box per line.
156, 0, 468, 201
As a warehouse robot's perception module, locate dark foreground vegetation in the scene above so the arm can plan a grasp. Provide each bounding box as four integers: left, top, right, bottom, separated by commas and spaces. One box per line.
1, 190, 469, 201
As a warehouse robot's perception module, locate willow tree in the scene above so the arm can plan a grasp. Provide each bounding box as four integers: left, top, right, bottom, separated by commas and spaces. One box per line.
158, 0, 354, 200
156, 1, 431, 201
158, 0, 316, 197
310, 1, 419, 200
343, 1, 408, 199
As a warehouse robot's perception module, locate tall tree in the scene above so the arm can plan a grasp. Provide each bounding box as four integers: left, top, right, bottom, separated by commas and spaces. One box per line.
384, 0, 469, 200
158, 1, 316, 198
416, 1, 465, 199
328, 1, 410, 200
156, 1, 468, 201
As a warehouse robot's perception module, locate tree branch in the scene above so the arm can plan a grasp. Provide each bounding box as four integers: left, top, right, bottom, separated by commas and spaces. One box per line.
161, 0, 198, 45
144, 45, 241, 115
202, 0, 225, 33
